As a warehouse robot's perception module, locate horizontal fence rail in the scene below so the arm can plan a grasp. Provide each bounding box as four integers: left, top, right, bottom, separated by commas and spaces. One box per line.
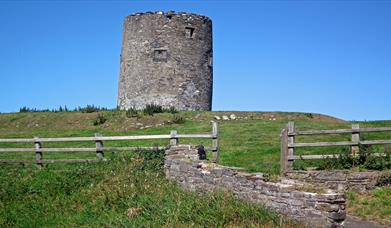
0, 122, 220, 165
280, 121, 391, 173
289, 127, 391, 136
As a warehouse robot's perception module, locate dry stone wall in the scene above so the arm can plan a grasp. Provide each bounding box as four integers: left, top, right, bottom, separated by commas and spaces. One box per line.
285, 170, 383, 193
165, 145, 346, 227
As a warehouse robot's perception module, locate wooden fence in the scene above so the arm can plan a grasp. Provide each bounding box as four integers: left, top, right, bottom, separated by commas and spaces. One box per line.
0, 122, 220, 165
280, 121, 391, 173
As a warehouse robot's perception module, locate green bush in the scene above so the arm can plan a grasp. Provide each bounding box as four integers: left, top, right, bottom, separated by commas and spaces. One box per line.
304, 113, 314, 118
19, 106, 29, 112
312, 145, 391, 171
93, 113, 107, 126
80, 105, 105, 113
143, 104, 164, 116
166, 106, 178, 114
125, 106, 140, 118
316, 150, 354, 170
19, 105, 108, 113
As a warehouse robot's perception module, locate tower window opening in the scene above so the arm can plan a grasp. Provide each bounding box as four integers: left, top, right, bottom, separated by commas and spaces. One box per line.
185, 27, 195, 38
153, 49, 168, 62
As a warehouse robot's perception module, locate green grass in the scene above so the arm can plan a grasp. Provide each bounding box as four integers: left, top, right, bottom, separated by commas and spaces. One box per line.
0, 110, 391, 226
0, 153, 300, 227
0, 111, 391, 174
347, 187, 391, 226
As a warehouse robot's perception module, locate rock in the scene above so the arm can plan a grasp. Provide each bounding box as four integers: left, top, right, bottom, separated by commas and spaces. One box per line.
229, 114, 237, 120
315, 202, 340, 212
214, 115, 221, 120
316, 171, 347, 181
327, 211, 346, 222
222, 115, 229, 120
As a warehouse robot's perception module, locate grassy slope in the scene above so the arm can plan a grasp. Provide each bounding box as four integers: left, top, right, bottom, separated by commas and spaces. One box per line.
0, 111, 390, 225
1, 111, 390, 174
0, 154, 300, 227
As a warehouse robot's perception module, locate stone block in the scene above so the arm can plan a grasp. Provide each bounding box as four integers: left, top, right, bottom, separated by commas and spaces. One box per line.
315, 171, 347, 181
327, 211, 346, 222
315, 202, 340, 212
210, 168, 223, 177
347, 171, 378, 180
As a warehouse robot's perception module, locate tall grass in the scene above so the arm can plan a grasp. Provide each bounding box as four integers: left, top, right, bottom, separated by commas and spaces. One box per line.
0, 152, 299, 227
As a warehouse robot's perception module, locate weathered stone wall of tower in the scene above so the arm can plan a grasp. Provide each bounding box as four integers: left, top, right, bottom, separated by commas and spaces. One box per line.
117, 12, 213, 111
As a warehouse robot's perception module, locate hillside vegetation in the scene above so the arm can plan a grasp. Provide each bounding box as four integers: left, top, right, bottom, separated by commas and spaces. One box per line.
0, 110, 390, 174
0, 152, 301, 227
0, 110, 390, 226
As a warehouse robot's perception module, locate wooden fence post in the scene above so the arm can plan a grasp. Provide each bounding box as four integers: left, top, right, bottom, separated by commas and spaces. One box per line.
280, 128, 288, 174
95, 133, 104, 160
34, 137, 43, 167
351, 124, 360, 156
212, 121, 220, 163
287, 121, 295, 171
170, 130, 178, 146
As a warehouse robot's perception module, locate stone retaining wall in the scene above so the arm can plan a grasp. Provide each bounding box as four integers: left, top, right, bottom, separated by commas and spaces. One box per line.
165, 145, 346, 227
285, 170, 382, 193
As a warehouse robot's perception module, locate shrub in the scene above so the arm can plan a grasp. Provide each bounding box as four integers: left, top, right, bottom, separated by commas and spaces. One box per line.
143, 104, 163, 116
18, 105, 108, 113
363, 150, 391, 170
316, 151, 354, 170
313, 144, 391, 171
125, 107, 140, 118
93, 113, 107, 126
80, 105, 105, 113
166, 106, 178, 114
19, 106, 29, 112
171, 114, 185, 124
304, 113, 314, 118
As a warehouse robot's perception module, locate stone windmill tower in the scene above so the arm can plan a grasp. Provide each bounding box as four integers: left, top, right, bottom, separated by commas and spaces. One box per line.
117, 11, 213, 111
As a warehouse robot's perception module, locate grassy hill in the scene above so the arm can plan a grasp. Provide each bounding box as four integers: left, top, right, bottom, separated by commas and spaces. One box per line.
0, 110, 390, 226
0, 110, 390, 174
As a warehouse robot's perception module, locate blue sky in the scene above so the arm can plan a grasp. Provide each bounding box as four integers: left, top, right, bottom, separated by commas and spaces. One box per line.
0, 1, 390, 120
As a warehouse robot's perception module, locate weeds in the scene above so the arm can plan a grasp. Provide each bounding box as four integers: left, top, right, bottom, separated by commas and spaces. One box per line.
142, 104, 178, 116
80, 105, 107, 113
304, 113, 314, 118
93, 113, 107, 126
295, 145, 391, 171
125, 106, 140, 118
167, 106, 178, 114
143, 104, 163, 116
170, 114, 185, 124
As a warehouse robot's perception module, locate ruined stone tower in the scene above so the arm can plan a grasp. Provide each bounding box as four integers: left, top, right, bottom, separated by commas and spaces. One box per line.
117, 11, 213, 111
